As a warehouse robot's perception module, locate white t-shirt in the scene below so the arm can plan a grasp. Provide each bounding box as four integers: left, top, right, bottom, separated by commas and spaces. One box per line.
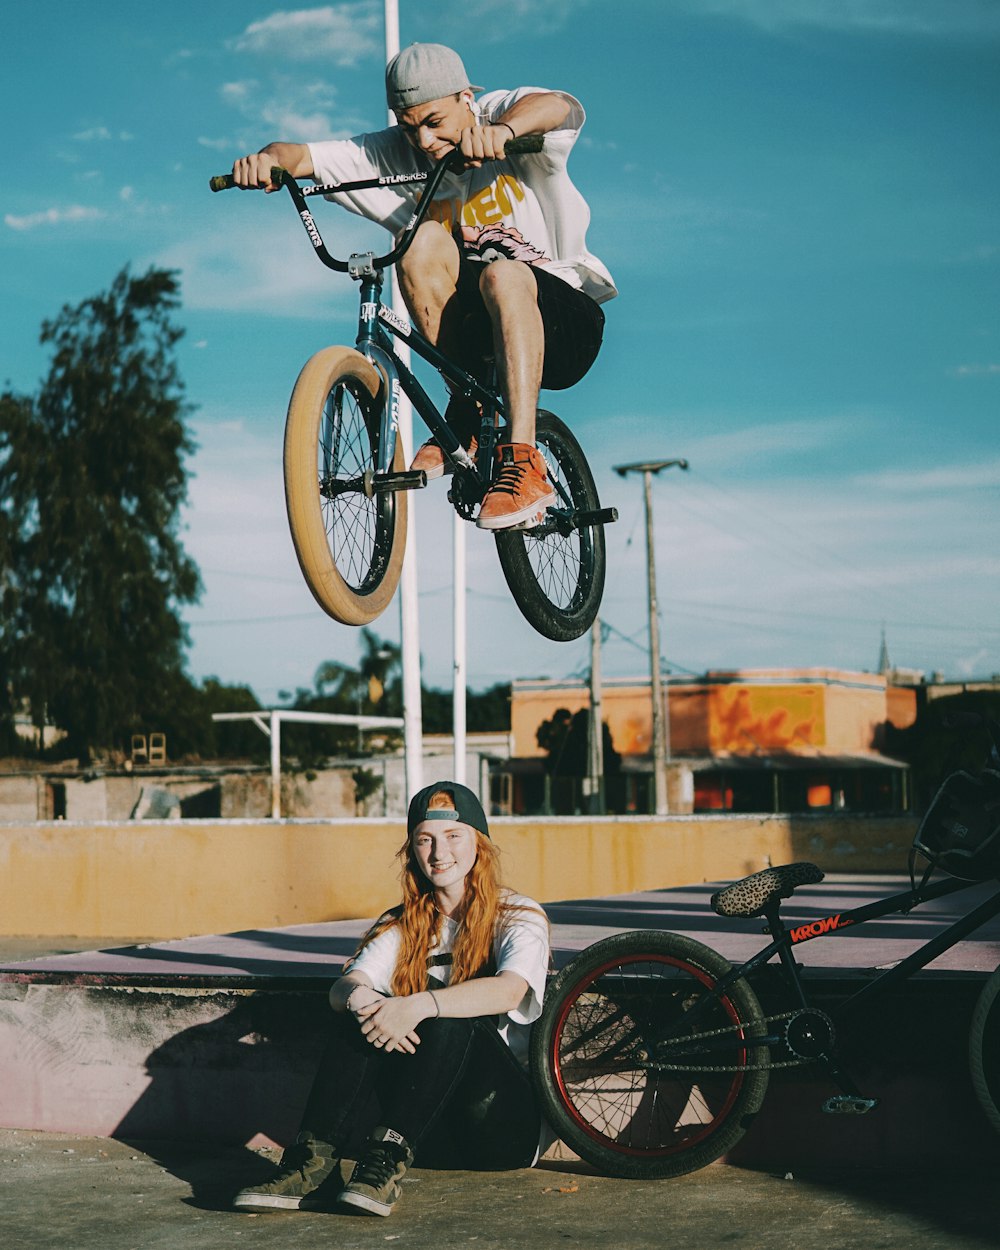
307, 87, 617, 305
345, 891, 550, 1069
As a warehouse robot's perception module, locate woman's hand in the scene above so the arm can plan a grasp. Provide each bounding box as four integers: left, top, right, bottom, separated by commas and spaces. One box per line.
355, 992, 435, 1055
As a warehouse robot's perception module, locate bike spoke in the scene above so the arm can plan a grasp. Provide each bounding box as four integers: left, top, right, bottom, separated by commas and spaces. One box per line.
318, 382, 384, 591
554, 955, 753, 1155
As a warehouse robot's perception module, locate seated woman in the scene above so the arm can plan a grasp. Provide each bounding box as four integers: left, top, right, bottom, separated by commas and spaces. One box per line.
233, 781, 550, 1218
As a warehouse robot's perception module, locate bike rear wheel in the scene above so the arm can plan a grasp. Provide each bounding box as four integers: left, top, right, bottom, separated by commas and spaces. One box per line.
969, 962, 1000, 1135
530, 930, 770, 1179
494, 412, 605, 642
284, 346, 406, 626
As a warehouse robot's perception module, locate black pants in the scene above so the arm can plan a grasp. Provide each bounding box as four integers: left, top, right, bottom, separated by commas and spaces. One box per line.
298, 1012, 541, 1170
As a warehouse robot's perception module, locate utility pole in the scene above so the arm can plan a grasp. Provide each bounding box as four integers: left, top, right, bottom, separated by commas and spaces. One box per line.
613, 458, 689, 815
587, 616, 605, 814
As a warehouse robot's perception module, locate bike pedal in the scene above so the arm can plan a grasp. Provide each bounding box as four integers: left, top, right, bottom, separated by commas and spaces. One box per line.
370, 470, 427, 494
572, 506, 619, 528
821, 1095, 879, 1116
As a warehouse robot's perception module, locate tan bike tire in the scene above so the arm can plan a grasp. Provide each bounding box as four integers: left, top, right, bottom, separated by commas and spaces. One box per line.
284, 346, 407, 626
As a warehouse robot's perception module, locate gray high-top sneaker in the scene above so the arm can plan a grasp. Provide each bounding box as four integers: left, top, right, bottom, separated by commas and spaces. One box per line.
338, 1127, 414, 1217
233, 1133, 342, 1212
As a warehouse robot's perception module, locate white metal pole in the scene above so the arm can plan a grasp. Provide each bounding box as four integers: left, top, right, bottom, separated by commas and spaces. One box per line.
385, 1, 424, 799
270, 709, 281, 820
453, 512, 467, 783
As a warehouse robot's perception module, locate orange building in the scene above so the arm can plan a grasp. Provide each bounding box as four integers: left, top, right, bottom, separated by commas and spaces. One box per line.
500, 668, 915, 816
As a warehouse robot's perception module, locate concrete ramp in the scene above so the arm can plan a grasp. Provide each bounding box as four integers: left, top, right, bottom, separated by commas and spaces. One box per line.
1, 875, 998, 1168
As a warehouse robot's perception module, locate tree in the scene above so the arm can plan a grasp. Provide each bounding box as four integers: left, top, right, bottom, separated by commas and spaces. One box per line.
0, 267, 200, 761
884, 690, 1000, 809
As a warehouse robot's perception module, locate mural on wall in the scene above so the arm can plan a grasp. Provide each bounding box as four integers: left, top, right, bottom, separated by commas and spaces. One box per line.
709, 686, 824, 753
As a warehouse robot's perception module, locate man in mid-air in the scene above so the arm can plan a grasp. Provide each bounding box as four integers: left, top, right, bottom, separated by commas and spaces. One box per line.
233, 42, 616, 530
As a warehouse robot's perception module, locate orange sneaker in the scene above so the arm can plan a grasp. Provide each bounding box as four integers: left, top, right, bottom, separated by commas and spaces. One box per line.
410, 434, 478, 479
476, 443, 557, 530
409, 396, 480, 480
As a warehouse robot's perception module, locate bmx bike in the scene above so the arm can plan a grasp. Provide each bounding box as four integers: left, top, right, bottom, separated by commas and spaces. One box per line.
211, 139, 616, 642
529, 713, 1000, 1177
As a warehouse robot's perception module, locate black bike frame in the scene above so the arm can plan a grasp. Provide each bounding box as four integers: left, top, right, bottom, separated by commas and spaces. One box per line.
351, 267, 504, 480
270, 153, 586, 504
688, 874, 1000, 1051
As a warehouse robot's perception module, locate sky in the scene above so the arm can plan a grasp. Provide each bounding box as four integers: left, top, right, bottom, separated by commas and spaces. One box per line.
3, 0, 999, 704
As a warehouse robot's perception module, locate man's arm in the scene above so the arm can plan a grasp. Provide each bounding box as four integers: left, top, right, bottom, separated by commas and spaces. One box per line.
232, 141, 314, 191
461, 91, 574, 165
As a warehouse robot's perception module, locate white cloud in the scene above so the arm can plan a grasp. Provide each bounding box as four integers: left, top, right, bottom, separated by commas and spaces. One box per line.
73, 125, 112, 142
677, 416, 853, 469
412, 0, 583, 42
686, 0, 1000, 37
198, 136, 236, 152
230, 4, 381, 64
221, 81, 257, 104
217, 75, 363, 144
4, 205, 106, 232
153, 211, 379, 316
952, 363, 1000, 377
71, 126, 133, 143
855, 459, 1000, 493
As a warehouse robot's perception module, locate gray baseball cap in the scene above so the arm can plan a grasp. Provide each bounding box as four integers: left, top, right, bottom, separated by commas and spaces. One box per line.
386, 43, 483, 113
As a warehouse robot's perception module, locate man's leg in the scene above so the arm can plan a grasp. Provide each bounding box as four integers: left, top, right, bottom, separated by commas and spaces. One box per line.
475, 259, 555, 530
477, 259, 544, 446
395, 220, 462, 349
396, 222, 483, 478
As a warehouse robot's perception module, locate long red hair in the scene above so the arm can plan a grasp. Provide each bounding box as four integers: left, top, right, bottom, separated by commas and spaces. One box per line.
351, 788, 545, 997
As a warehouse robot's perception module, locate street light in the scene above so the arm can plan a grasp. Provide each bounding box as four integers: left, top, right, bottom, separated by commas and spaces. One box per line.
613, 458, 689, 815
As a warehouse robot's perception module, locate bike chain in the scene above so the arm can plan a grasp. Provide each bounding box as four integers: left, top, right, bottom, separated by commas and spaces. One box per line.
634, 1010, 812, 1073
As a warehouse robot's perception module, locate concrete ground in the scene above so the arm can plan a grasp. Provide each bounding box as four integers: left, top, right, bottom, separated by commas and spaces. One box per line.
4, 880, 999, 1248
2, 1128, 998, 1250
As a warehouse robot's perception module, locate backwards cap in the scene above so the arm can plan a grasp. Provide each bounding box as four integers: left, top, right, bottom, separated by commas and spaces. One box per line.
407, 781, 490, 839
385, 43, 483, 113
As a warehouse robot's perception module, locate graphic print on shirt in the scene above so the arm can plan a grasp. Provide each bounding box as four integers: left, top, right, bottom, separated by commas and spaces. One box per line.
424, 171, 552, 267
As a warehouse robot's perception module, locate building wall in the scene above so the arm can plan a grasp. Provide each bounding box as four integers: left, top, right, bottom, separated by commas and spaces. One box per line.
511, 669, 918, 760
0, 813, 919, 939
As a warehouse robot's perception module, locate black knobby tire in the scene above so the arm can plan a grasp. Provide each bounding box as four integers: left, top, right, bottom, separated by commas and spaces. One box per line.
494, 411, 605, 642
530, 930, 770, 1179
970, 963, 1000, 1136
284, 346, 406, 626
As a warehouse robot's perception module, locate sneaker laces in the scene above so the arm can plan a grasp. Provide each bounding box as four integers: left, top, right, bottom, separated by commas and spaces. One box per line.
351, 1144, 403, 1188
490, 456, 533, 498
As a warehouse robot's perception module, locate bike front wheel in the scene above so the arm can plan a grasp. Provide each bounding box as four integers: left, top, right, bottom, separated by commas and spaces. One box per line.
494, 412, 606, 642
969, 962, 1000, 1136
284, 346, 406, 626
530, 930, 770, 1179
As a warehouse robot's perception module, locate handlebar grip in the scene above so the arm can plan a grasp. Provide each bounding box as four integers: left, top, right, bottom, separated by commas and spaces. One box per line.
208, 166, 288, 192
506, 134, 544, 154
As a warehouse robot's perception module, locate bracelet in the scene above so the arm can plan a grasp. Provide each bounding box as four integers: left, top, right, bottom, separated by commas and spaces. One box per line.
498, 121, 516, 142
428, 990, 440, 1018
345, 987, 368, 1014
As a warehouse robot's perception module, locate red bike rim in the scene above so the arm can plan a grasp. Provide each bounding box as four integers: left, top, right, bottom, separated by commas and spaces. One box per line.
550, 951, 749, 1158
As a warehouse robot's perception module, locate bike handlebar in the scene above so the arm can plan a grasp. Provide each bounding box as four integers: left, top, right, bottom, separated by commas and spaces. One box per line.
208, 135, 545, 274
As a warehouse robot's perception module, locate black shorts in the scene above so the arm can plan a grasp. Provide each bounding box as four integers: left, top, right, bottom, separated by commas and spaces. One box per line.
455, 254, 605, 391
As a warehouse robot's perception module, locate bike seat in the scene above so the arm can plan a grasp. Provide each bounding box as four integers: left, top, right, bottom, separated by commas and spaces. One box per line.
711, 862, 825, 919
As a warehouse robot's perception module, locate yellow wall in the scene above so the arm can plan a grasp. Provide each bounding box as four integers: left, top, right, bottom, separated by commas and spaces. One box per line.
0, 815, 919, 939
